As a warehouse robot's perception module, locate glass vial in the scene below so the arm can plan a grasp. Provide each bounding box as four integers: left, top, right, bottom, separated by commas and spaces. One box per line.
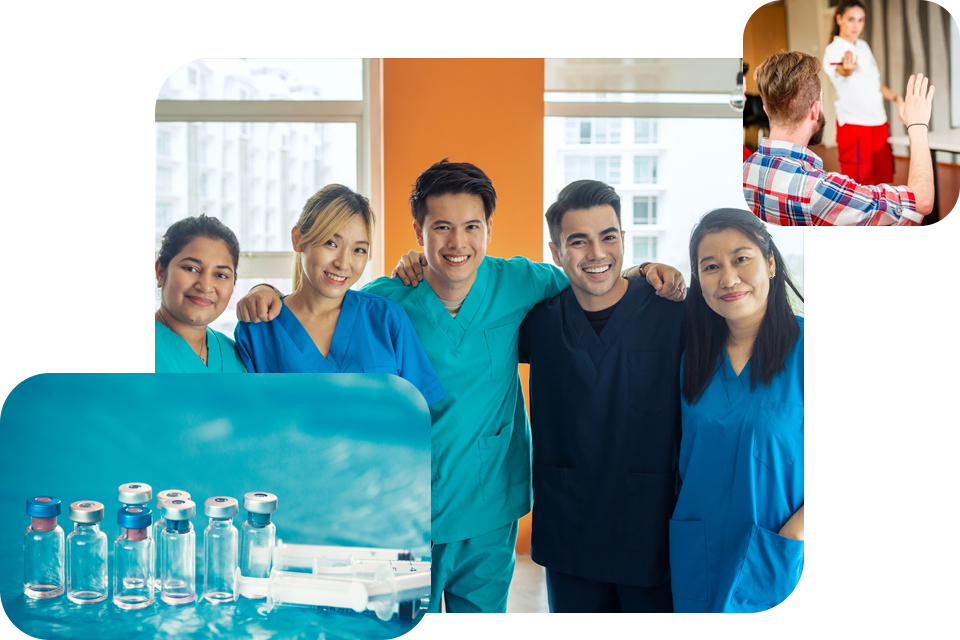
117, 482, 152, 537
239, 491, 278, 596
153, 489, 190, 593
160, 498, 196, 605
203, 496, 239, 603
66, 501, 108, 604
23, 496, 64, 599
113, 505, 154, 610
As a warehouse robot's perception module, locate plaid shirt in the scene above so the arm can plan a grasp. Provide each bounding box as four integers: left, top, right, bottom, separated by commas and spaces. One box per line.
743, 140, 921, 226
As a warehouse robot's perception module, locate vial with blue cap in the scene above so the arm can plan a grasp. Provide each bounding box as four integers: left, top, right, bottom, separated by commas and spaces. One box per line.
153, 489, 190, 592
23, 496, 64, 599
160, 498, 197, 605
203, 496, 239, 603
66, 500, 108, 604
113, 506, 154, 609
117, 482, 152, 539
239, 491, 278, 592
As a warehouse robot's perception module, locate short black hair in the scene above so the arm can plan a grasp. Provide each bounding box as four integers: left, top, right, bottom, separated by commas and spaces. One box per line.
682, 208, 803, 403
157, 214, 241, 280
409, 159, 497, 227
545, 179, 621, 246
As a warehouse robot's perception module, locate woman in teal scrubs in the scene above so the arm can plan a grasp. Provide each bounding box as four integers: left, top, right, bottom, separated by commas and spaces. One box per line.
671, 208, 804, 612
155, 215, 247, 373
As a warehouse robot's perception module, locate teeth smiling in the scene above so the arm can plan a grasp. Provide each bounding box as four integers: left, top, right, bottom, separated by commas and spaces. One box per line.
326, 273, 347, 282
584, 266, 610, 274
445, 255, 468, 263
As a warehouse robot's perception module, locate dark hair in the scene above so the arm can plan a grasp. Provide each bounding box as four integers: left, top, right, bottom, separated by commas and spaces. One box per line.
409, 159, 497, 227
157, 214, 241, 280
545, 180, 621, 246
754, 51, 822, 127
682, 208, 803, 404
831, 0, 866, 42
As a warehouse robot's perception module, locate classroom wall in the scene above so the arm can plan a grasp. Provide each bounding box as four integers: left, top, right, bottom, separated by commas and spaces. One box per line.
382, 59, 546, 553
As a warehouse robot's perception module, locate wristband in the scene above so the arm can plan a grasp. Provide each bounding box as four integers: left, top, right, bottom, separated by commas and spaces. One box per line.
638, 262, 652, 278
906, 123, 928, 131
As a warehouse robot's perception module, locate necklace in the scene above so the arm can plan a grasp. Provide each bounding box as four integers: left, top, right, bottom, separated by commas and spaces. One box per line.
156, 308, 207, 363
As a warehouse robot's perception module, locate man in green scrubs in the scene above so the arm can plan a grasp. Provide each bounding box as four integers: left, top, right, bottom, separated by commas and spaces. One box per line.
236, 159, 684, 612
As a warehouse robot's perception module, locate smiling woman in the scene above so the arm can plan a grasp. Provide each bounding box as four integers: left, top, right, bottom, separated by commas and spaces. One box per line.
154, 215, 248, 373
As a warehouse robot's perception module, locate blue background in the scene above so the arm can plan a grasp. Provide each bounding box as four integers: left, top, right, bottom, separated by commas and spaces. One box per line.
0, 374, 431, 640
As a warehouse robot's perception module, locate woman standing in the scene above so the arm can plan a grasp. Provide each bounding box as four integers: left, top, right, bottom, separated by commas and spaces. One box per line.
670, 209, 804, 612
824, 0, 901, 184
155, 215, 247, 373
233, 185, 444, 405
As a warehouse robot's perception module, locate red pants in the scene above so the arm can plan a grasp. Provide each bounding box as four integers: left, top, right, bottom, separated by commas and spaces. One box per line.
836, 121, 894, 185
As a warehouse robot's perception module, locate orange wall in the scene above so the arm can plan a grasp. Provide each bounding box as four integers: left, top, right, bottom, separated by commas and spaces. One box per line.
382, 59, 545, 553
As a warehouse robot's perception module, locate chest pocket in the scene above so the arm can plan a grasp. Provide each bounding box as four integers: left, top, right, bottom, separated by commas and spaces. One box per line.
627, 350, 670, 414
754, 401, 803, 471
484, 323, 518, 380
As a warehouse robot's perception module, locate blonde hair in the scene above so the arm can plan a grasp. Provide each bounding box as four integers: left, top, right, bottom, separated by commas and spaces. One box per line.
754, 51, 822, 127
292, 184, 376, 292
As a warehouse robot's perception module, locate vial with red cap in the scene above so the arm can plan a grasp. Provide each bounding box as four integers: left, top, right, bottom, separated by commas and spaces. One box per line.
23, 496, 65, 599
113, 506, 154, 610
66, 500, 109, 604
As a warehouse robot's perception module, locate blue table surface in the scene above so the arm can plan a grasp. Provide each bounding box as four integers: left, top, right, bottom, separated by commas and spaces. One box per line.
0, 374, 431, 640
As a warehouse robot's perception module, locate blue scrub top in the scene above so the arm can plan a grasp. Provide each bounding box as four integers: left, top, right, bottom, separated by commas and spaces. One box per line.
670, 316, 804, 612
155, 320, 247, 373
520, 279, 684, 587
233, 289, 445, 406
364, 256, 569, 544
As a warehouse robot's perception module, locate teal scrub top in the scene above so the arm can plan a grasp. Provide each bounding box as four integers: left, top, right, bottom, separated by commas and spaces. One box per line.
364, 256, 568, 543
155, 320, 248, 373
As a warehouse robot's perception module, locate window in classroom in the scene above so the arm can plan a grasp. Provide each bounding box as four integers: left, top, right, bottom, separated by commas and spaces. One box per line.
633, 236, 658, 264
634, 156, 658, 184
565, 118, 622, 144
563, 155, 621, 184
635, 119, 658, 143
157, 130, 172, 156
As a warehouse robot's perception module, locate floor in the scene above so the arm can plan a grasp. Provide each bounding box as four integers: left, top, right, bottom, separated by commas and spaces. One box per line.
506, 555, 549, 613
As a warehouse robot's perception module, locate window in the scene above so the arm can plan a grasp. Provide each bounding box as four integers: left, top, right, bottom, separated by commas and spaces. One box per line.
632, 236, 658, 264
633, 196, 657, 225
563, 156, 621, 184
634, 119, 658, 143
564, 118, 622, 144
157, 59, 380, 336
634, 156, 657, 184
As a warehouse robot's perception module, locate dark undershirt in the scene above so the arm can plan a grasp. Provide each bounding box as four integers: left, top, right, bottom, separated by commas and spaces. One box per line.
583, 298, 622, 336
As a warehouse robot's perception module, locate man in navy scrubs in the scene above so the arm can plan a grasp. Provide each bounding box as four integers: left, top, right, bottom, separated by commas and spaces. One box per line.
518, 180, 684, 612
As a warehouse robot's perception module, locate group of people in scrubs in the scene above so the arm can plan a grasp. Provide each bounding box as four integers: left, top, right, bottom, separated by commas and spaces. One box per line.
155, 158, 804, 613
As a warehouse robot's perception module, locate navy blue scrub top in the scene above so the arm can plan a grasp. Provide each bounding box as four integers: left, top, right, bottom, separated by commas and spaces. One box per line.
519, 278, 685, 587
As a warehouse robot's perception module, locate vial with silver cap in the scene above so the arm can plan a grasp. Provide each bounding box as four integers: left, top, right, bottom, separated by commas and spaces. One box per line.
23, 496, 64, 599
66, 500, 108, 604
113, 506, 154, 610
160, 498, 197, 605
152, 489, 190, 592
239, 491, 278, 590
203, 496, 239, 603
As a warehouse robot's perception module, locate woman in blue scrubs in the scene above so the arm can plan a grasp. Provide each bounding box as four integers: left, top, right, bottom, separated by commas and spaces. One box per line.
155, 215, 247, 373
234, 185, 444, 405
671, 208, 804, 612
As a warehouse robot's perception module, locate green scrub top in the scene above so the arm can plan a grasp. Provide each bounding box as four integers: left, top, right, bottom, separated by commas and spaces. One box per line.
155, 320, 248, 373
364, 256, 568, 543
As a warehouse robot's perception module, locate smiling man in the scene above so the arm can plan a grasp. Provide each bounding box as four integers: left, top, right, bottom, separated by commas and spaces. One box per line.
519, 180, 684, 612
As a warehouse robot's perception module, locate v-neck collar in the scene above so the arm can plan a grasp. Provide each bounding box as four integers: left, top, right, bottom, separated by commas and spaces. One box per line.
719, 347, 751, 405
156, 320, 219, 371
564, 278, 637, 369
277, 290, 360, 371
414, 260, 489, 349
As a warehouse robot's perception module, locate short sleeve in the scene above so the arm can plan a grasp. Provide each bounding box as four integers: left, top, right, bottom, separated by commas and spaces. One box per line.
390, 306, 446, 405
233, 322, 258, 373
517, 258, 569, 305
813, 172, 921, 225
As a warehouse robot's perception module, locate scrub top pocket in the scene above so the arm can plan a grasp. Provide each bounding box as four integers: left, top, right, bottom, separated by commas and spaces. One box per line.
531, 462, 581, 550
484, 323, 518, 380
730, 524, 804, 612
669, 518, 709, 603
477, 422, 525, 500
754, 401, 803, 471
627, 350, 670, 413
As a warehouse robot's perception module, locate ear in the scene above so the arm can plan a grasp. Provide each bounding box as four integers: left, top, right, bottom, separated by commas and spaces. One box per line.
620, 229, 626, 245
485, 216, 493, 244
413, 219, 424, 247
767, 253, 776, 279
155, 260, 164, 287
291, 226, 302, 252
549, 241, 562, 268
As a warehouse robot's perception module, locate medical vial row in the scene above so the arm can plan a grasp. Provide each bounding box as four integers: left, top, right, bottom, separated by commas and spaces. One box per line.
24, 485, 279, 608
